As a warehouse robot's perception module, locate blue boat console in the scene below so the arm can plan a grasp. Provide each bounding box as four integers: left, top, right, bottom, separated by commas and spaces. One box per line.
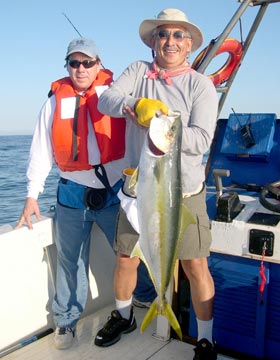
189, 114, 280, 359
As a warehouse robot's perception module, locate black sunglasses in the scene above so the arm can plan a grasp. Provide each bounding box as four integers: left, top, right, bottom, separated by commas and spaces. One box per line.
157, 29, 191, 40
68, 59, 99, 69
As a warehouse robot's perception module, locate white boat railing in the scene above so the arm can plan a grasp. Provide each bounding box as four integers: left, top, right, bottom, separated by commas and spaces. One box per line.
0, 216, 116, 354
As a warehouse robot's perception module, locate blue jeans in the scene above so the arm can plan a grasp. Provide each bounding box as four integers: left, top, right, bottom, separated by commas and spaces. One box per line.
52, 201, 155, 327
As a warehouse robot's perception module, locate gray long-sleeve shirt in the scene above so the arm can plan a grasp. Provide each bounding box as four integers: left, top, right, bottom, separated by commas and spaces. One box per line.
98, 60, 218, 193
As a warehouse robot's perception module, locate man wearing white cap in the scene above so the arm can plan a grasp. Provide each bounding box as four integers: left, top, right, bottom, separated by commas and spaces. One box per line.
94, 9, 218, 360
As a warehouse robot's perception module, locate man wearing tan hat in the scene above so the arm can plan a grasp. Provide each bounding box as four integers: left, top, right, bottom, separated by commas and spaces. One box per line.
94, 9, 218, 359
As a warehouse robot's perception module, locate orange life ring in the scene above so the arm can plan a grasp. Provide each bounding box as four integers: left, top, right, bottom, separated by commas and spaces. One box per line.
192, 38, 243, 86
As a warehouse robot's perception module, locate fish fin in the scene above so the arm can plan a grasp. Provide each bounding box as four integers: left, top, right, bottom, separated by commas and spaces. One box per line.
179, 203, 196, 239
130, 241, 157, 289
140, 298, 182, 340
129, 167, 139, 189
130, 241, 142, 259
140, 299, 158, 333
163, 300, 183, 340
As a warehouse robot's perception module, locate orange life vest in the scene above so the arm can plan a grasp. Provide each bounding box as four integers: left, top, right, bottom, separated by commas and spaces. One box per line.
51, 69, 126, 171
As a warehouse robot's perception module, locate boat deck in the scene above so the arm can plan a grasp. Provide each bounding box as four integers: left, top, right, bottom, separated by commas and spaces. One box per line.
3, 304, 235, 360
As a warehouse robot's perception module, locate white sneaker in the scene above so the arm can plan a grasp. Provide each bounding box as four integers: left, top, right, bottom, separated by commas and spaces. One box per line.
54, 327, 75, 349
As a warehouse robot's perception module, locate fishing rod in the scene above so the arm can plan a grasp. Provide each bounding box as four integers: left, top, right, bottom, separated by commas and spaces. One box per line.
0, 328, 54, 357
62, 12, 105, 69
62, 12, 83, 37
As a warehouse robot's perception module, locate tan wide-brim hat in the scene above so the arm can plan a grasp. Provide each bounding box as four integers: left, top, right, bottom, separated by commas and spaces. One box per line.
139, 8, 203, 52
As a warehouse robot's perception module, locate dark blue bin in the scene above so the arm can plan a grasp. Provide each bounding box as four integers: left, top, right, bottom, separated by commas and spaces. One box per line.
189, 253, 269, 358
265, 263, 280, 359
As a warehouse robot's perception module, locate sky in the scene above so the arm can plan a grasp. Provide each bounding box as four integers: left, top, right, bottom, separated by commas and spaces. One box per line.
0, 0, 279, 135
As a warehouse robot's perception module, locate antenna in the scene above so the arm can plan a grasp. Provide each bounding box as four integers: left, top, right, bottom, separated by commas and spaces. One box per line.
62, 12, 83, 37
62, 12, 106, 69
231, 107, 242, 127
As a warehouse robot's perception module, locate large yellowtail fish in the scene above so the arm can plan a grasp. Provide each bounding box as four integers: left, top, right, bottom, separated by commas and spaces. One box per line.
130, 111, 196, 339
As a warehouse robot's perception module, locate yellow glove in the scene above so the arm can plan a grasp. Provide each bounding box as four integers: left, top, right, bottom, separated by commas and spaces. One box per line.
134, 98, 168, 127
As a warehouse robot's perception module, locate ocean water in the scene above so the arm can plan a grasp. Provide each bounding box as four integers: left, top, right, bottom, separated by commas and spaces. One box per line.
0, 135, 59, 226
0, 135, 210, 228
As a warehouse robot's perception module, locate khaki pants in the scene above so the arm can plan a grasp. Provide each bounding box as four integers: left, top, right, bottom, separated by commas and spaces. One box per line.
114, 185, 212, 260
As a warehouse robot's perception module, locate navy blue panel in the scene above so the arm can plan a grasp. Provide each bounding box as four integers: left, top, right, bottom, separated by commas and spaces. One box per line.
206, 193, 217, 220
265, 263, 280, 359
189, 253, 268, 358
221, 113, 276, 159
206, 117, 280, 189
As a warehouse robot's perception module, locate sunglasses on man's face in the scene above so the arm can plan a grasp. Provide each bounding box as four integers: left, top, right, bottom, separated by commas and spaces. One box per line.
68, 59, 99, 69
157, 29, 191, 40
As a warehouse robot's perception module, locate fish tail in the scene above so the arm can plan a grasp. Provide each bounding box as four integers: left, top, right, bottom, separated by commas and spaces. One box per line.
140, 299, 158, 333
140, 298, 182, 340
163, 300, 183, 340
